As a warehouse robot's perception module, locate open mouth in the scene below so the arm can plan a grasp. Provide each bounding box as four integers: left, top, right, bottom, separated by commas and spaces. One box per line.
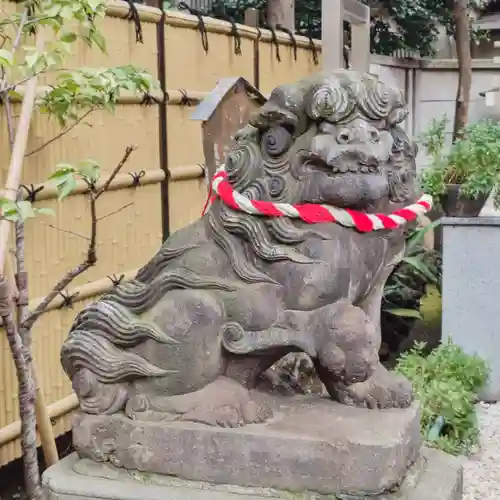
297, 152, 394, 210
304, 155, 382, 176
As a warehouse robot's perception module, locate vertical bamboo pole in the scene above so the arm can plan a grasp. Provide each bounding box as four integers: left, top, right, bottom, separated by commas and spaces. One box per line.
1, 31, 59, 467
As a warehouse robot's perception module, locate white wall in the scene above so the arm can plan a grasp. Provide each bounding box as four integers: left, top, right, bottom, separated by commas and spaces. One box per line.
370, 56, 500, 172
369, 56, 500, 215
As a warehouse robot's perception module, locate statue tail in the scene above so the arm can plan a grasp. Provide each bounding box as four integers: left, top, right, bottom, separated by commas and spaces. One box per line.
60, 299, 177, 414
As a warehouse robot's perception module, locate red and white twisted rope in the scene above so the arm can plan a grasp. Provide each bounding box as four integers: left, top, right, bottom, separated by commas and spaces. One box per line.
202, 166, 433, 233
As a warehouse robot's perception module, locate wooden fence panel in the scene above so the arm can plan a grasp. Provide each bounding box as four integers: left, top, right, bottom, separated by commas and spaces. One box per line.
0, 2, 164, 465
258, 33, 322, 95
164, 12, 255, 91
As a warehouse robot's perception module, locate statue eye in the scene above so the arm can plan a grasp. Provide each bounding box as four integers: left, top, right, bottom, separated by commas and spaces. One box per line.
392, 136, 403, 151
268, 176, 285, 197
370, 130, 380, 143
261, 126, 293, 157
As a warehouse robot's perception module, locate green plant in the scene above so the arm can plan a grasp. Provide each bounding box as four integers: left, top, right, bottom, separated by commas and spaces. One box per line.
395, 340, 489, 455
381, 222, 441, 364
383, 220, 441, 320
420, 117, 500, 206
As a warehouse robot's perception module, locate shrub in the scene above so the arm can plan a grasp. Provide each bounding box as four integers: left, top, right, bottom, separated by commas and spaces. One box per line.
420, 117, 500, 206
395, 340, 489, 455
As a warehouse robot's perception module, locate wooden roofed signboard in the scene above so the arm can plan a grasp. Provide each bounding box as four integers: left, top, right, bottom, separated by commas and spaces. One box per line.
191, 77, 267, 182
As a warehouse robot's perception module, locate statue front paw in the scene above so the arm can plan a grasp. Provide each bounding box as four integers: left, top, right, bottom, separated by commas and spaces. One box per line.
336, 364, 413, 409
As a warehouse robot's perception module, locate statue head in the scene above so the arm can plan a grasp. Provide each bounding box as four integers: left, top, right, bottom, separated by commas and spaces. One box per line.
223, 70, 418, 213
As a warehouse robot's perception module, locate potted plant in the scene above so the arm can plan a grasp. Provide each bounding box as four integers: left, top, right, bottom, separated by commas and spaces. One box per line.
420, 117, 500, 217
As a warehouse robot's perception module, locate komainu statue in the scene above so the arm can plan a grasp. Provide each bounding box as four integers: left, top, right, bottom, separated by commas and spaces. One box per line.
61, 70, 431, 428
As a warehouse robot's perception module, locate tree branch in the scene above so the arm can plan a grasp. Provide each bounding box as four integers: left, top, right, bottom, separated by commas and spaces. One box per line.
2, 68, 67, 95
95, 145, 136, 199
21, 146, 136, 331
96, 201, 134, 221
41, 222, 90, 241
24, 109, 94, 157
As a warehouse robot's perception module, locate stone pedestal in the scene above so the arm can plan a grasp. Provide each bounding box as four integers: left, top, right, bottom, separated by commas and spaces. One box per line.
69, 394, 425, 497
43, 448, 463, 500
43, 395, 463, 499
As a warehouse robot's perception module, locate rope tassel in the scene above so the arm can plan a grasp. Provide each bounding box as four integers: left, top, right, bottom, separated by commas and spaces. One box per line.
202, 166, 433, 233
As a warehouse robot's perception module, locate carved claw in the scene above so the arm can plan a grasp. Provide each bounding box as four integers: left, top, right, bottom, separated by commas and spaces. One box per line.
335, 364, 413, 410
125, 394, 150, 416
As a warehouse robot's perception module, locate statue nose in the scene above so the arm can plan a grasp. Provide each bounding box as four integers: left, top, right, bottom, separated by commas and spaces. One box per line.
337, 126, 380, 145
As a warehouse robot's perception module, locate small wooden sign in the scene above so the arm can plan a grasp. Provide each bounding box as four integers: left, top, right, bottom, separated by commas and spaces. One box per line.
191, 77, 267, 183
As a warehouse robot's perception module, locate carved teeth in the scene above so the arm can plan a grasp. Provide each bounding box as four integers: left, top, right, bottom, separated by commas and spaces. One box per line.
330, 164, 379, 174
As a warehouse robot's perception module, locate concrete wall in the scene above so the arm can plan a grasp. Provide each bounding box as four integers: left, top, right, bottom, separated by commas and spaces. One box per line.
370, 56, 500, 170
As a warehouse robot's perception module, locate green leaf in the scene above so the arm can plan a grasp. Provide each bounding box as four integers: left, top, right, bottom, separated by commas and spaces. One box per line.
50, 164, 77, 180
77, 159, 101, 184
0, 199, 19, 220
37, 17, 62, 30
89, 30, 106, 52
35, 207, 56, 217
8, 89, 22, 101
88, 0, 105, 10
407, 219, 441, 253
2, 211, 20, 222
25, 52, 41, 71
56, 174, 77, 201
0, 199, 20, 222
0, 49, 13, 67
43, 4, 62, 17
60, 32, 78, 44
427, 416, 446, 442
402, 256, 438, 283
385, 308, 422, 319
16, 201, 37, 220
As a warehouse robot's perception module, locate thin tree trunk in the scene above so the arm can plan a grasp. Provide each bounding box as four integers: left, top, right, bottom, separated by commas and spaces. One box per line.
16, 216, 60, 468
452, 0, 472, 141
0, 277, 42, 500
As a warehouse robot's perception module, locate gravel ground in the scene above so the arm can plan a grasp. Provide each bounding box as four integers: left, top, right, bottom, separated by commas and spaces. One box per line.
464, 402, 500, 500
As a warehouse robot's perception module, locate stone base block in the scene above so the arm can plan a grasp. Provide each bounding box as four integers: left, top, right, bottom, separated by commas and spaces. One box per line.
71, 395, 421, 496
42, 448, 463, 500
